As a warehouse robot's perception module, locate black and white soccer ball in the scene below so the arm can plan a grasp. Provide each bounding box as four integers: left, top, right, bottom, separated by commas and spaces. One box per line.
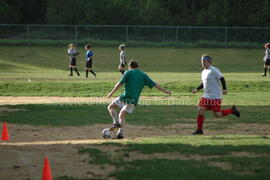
102, 128, 111, 139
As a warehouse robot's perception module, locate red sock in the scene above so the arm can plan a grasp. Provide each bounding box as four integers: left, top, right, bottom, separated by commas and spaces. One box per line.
222, 108, 233, 116
197, 115, 204, 130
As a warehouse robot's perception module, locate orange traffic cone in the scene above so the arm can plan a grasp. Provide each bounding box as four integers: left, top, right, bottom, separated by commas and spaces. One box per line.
1, 122, 9, 141
42, 157, 53, 180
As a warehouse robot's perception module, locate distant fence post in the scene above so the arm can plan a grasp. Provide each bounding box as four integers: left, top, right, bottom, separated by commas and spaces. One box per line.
175, 26, 179, 47
125, 25, 129, 43
225, 27, 228, 48
26, 24, 30, 46
75, 25, 78, 46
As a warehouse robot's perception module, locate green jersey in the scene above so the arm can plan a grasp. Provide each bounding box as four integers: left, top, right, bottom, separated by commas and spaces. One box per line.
119, 69, 156, 105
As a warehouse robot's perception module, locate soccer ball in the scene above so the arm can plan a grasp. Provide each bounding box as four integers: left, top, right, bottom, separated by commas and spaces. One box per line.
102, 128, 111, 139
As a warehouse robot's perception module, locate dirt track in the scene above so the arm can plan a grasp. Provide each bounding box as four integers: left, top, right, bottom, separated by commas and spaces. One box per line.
0, 96, 179, 105
0, 96, 111, 105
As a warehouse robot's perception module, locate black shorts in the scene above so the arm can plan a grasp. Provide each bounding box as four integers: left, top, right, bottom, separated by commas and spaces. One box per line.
265, 59, 270, 65
70, 58, 77, 66
86, 60, 93, 68
119, 63, 126, 68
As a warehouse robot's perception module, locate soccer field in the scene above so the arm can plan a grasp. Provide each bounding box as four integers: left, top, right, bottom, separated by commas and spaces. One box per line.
0, 46, 270, 180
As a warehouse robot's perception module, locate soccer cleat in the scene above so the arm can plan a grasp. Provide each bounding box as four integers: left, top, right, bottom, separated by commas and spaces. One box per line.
262, 74, 266, 76
116, 133, 124, 139
68, 74, 73, 76
77, 73, 80, 76
192, 129, 203, 135
109, 122, 121, 132
232, 105, 240, 117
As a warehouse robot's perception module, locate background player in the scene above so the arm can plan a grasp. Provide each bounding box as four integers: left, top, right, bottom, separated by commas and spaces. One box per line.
85, 44, 96, 79
118, 44, 126, 75
107, 60, 171, 139
67, 43, 80, 76
191, 54, 240, 135
262, 42, 270, 76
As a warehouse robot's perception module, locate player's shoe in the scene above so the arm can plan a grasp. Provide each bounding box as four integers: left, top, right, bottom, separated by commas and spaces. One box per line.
192, 129, 203, 135
115, 130, 124, 139
68, 74, 73, 76
116, 133, 124, 139
109, 122, 121, 132
262, 73, 266, 76
232, 105, 240, 117
77, 73, 80, 76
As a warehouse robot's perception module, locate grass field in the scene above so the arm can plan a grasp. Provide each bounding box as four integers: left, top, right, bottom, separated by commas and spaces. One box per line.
0, 46, 270, 180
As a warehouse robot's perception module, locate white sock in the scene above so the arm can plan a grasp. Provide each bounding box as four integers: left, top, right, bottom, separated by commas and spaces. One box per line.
117, 128, 124, 135
113, 118, 119, 124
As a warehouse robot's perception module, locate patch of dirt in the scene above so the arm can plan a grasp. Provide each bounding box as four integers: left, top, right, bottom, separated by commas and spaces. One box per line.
0, 96, 181, 105
207, 161, 232, 170
0, 145, 117, 180
0, 96, 111, 105
231, 151, 270, 158
0, 107, 27, 113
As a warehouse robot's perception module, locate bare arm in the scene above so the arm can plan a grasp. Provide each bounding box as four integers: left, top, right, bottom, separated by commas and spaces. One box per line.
107, 82, 123, 98
154, 83, 171, 95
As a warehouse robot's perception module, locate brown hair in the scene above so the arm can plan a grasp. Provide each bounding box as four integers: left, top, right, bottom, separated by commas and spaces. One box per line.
85, 44, 92, 49
128, 60, 139, 68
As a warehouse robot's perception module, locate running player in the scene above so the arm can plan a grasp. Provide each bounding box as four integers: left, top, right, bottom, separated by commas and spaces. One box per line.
85, 44, 96, 79
67, 43, 80, 76
262, 42, 270, 76
191, 54, 240, 135
107, 60, 171, 139
118, 44, 126, 75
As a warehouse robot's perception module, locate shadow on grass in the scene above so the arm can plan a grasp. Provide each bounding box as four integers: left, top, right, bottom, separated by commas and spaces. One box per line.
74, 138, 270, 180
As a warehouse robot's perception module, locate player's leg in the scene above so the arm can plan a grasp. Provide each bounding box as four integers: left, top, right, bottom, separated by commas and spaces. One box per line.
193, 97, 208, 135
267, 65, 270, 76
89, 68, 96, 78
85, 67, 89, 78
193, 106, 207, 135
262, 64, 267, 76
118, 64, 125, 75
121, 64, 125, 74
116, 109, 127, 139
108, 102, 120, 126
69, 64, 73, 76
74, 67, 80, 76
73, 61, 80, 76
214, 106, 240, 118
116, 104, 135, 139
211, 99, 223, 118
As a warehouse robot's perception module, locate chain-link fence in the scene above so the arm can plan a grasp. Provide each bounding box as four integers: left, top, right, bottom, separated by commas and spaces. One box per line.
0, 24, 269, 48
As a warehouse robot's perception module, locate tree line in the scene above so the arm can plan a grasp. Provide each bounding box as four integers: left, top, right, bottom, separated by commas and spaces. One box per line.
0, 0, 269, 27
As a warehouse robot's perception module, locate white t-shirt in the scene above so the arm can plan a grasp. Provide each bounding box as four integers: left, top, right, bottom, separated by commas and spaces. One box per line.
201, 66, 224, 99
120, 51, 126, 65
263, 48, 270, 62
68, 48, 77, 60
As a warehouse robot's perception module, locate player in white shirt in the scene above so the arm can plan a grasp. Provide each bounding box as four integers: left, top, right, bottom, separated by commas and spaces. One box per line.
191, 54, 240, 135
118, 44, 126, 75
262, 42, 270, 76
67, 43, 80, 76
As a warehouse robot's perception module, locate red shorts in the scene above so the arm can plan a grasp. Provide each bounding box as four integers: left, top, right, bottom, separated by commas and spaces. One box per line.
199, 97, 222, 112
